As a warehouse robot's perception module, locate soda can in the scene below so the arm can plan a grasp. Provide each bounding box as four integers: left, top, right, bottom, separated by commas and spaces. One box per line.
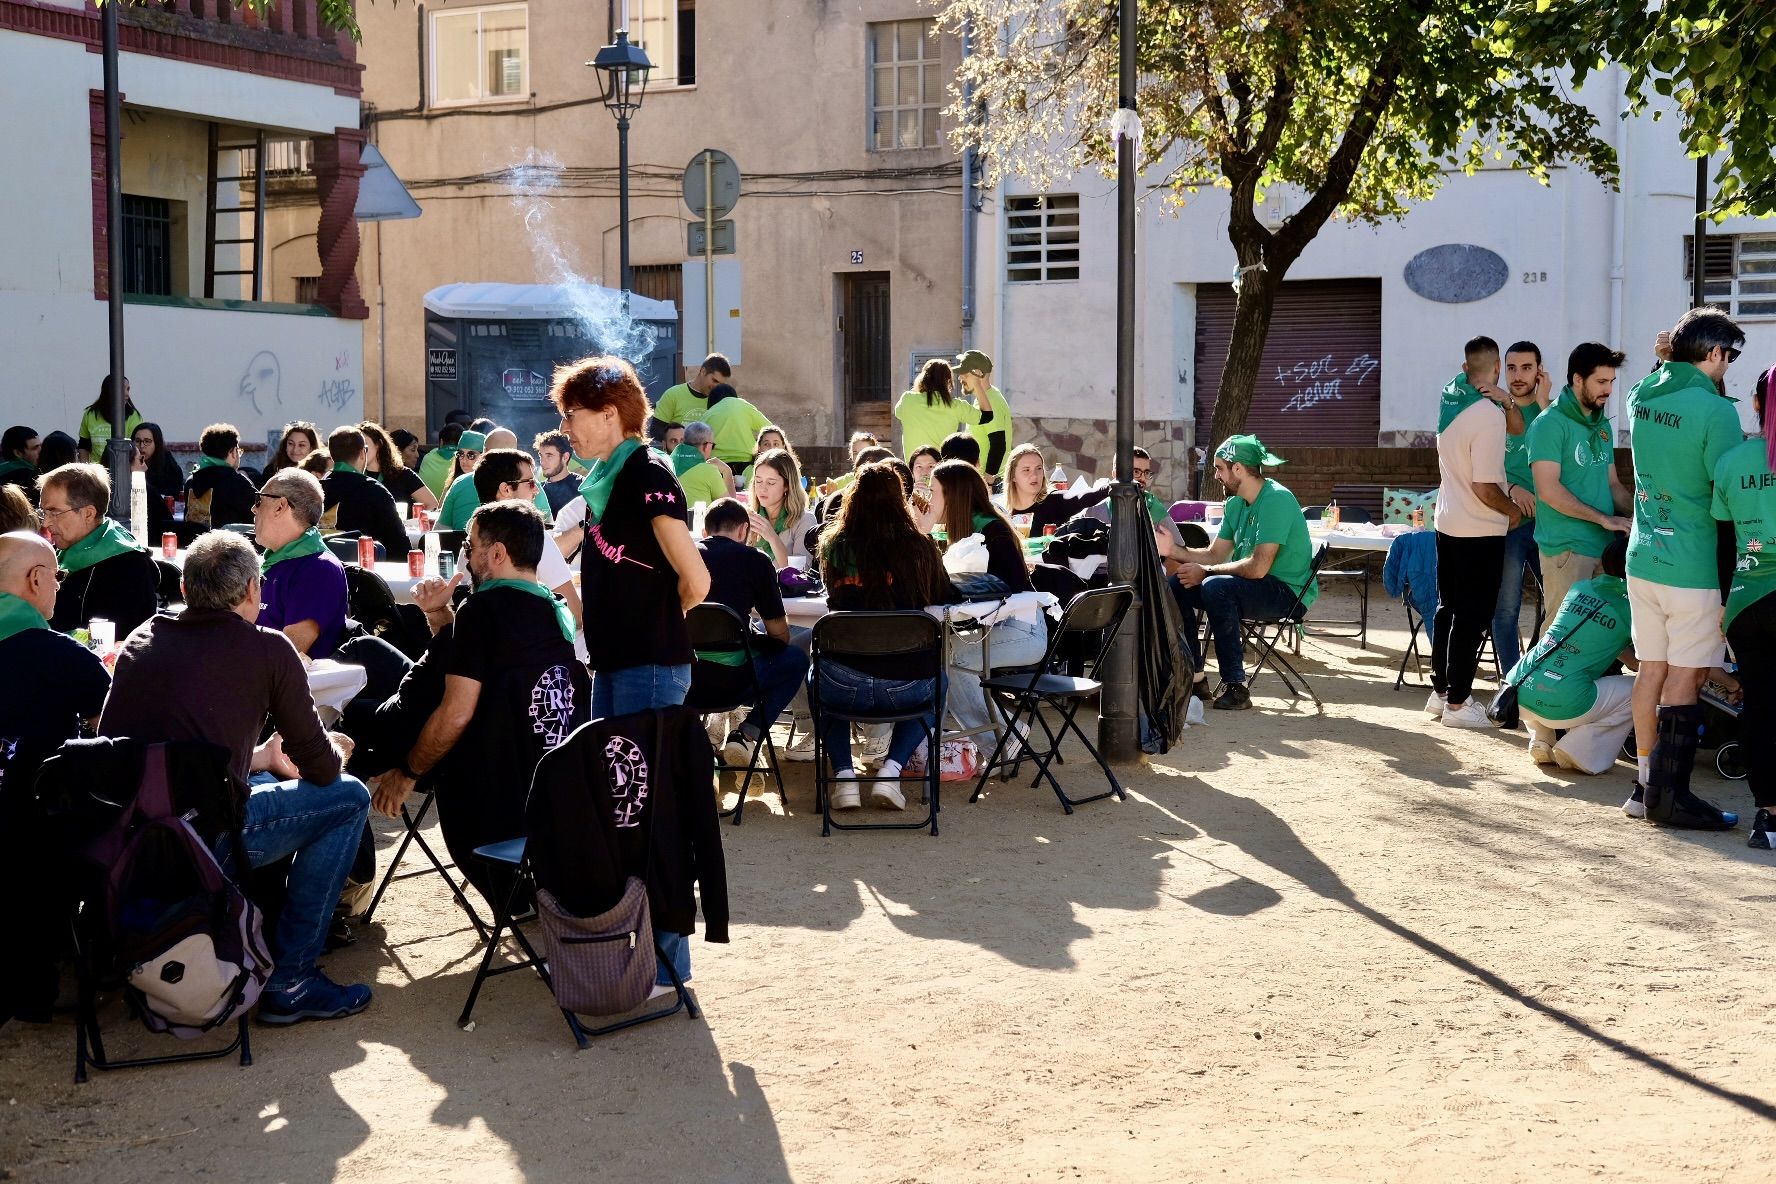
162, 532, 178, 558
358, 536, 377, 567
407, 549, 426, 577
439, 551, 457, 581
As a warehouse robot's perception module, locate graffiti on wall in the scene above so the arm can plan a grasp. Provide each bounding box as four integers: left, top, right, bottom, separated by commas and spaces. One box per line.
1277, 353, 1378, 414
239, 351, 282, 415
318, 378, 357, 411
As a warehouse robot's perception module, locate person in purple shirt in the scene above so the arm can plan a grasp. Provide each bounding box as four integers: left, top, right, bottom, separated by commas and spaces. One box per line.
253, 469, 348, 659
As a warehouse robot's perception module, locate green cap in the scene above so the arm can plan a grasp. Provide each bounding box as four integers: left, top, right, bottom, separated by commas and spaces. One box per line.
458, 430, 488, 452
1215, 434, 1286, 468
955, 349, 994, 376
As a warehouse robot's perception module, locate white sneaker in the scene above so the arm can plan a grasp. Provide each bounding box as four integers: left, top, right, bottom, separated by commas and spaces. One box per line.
859, 723, 892, 763
1424, 692, 1446, 718
870, 763, 907, 811
784, 727, 818, 762
1622, 785, 1647, 818
1552, 747, 1584, 772
829, 770, 861, 811
1440, 700, 1491, 729
1528, 740, 1555, 764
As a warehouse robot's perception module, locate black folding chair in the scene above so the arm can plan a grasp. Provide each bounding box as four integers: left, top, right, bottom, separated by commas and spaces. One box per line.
1300, 507, 1372, 648
809, 611, 946, 837
154, 557, 183, 609
1394, 576, 1431, 690
359, 782, 490, 940
1240, 547, 1331, 709
969, 585, 1133, 814
344, 563, 427, 660
686, 603, 786, 825
456, 839, 696, 1048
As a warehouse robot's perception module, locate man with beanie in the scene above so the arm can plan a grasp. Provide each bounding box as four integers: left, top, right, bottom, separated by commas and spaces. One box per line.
1625, 307, 1745, 829
955, 350, 1015, 481
1159, 435, 1318, 711
1430, 336, 1524, 728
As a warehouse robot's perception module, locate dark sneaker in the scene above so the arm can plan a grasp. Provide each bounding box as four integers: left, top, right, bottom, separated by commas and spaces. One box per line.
258, 973, 372, 1025
1748, 809, 1775, 850
1652, 788, 1738, 831
1212, 683, 1252, 711
1191, 678, 1215, 702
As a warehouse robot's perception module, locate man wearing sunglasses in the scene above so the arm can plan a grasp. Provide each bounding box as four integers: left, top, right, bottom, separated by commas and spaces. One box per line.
1623, 306, 1747, 830
0, 530, 111, 1021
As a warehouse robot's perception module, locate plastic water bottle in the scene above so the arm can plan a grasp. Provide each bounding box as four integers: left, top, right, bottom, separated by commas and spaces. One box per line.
691, 501, 708, 537
129, 470, 147, 541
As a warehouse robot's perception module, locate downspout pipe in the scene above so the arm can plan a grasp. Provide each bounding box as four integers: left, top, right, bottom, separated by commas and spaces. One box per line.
960, 19, 977, 347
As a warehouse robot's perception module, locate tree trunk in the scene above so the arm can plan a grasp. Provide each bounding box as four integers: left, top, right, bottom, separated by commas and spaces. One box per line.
1205, 262, 1284, 453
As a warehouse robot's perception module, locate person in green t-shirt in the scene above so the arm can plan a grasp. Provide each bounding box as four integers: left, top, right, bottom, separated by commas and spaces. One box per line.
1712, 371, 1776, 840
1157, 434, 1317, 712
1505, 537, 1637, 775
895, 358, 983, 457
1528, 342, 1634, 627
676, 422, 734, 508
77, 375, 144, 463
1491, 342, 1552, 674
955, 350, 1014, 480
1626, 308, 1746, 831
703, 384, 772, 466
1130, 446, 1172, 528
652, 353, 732, 427
435, 428, 552, 530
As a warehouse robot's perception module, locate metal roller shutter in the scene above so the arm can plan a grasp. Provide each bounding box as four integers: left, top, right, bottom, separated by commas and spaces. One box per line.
1193, 279, 1382, 447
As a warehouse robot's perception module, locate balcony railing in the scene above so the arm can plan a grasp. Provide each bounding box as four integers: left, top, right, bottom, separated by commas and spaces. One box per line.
123, 0, 356, 64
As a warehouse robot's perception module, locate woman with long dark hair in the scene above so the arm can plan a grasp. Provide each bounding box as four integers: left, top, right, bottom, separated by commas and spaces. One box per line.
815, 461, 954, 808
358, 420, 437, 509
129, 421, 183, 537
37, 432, 78, 474
77, 375, 143, 462
263, 421, 320, 486
894, 358, 979, 457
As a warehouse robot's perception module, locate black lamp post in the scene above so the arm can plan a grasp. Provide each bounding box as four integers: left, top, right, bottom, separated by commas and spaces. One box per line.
589, 28, 653, 294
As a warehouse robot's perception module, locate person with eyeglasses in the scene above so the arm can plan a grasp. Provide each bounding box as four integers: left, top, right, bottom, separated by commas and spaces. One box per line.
37, 462, 158, 638
434, 426, 555, 531
464, 448, 581, 633
0, 530, 111, 1022
254, 469, 349, 660
1623, 306, 1749, 830
318, 424, 410, 561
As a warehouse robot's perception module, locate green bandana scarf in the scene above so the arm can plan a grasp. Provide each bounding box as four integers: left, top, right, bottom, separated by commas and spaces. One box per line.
333, 461, 361, 476
971, 511, 998, 535
1554, 385, 1606, 429
670, 443, 705, 476
1437, 373, 1490, 432
477, 578, 577, 642
261, 526, 327, 573
0, 592, 46, 644
195, 454, 233, 472
0, 459, 34, 481
1215, 434, 1287, 468
578, 437, 643, 526
58, 516, 144, 574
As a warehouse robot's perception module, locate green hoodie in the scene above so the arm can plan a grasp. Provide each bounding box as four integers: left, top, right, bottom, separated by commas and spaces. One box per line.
1508, 573, 1633, 721
1437, 373, 1487, 432
1626, 362, 1745, 589
1503, 399, 1545, 492
1711, 437, 1776, 632
1527, 387, 1618, 559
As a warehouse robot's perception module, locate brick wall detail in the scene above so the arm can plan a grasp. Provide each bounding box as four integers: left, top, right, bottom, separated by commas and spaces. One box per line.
313, 128, 369, 320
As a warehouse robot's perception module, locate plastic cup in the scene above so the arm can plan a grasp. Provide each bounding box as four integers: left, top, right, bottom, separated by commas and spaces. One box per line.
395, 501, 409, 520
787, 555, 810, 571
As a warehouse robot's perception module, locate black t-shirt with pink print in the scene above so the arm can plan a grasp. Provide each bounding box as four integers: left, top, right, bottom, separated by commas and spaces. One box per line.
579, 445, 693, 672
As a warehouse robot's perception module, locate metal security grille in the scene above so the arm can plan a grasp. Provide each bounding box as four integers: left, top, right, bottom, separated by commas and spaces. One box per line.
120, 195, 173, 297
869, 19, 940, 150
841, 272, 893, 434
1006, 194, 1080, 282
630, 264, 684, 381
1684, 235, 1776, 318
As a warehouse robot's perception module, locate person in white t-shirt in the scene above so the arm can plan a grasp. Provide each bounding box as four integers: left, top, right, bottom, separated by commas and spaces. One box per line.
1430, 335, 1525, 728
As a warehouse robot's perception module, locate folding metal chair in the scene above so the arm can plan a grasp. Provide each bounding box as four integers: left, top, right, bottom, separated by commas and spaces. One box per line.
1240, 547, 1331, 709
360, 783, 489, 940
970, 585, 1134, 814
1301, 507, 1372, 648
809, 611, 946, 837
1394, 576, 1431, 690
686, 602, 787, 825
456, 839, 696, 1048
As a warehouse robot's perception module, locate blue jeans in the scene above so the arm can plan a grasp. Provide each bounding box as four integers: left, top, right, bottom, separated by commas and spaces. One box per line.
592, 662, 692, 718
743, 641, 810, 736
1492, 518, 1541, 672
813, 659, 944, 773
656, 930, 690, 987
947, 616, 1050, 731
218, 774, 370, 992
1170, 573, 1302, 685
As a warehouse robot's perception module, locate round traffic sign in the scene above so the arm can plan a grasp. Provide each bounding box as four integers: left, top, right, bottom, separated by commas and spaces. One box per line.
683, 148, 741, 219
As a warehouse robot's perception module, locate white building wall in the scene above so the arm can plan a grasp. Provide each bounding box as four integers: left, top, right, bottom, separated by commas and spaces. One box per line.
982, 72, 1776, 448
0, 29, 362, 445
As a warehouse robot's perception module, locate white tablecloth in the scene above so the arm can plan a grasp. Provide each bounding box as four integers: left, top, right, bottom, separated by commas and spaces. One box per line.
306, 658, 368, 724
1306, 526, 1415, 554
782, 589, 1060, 628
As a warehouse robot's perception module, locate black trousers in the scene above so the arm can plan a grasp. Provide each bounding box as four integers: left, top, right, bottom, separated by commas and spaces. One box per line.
1728, 594, 1776, 810
1432, 532, 1506, 707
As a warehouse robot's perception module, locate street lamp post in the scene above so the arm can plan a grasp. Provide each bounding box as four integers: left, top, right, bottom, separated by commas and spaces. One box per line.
589, 28, 653, 293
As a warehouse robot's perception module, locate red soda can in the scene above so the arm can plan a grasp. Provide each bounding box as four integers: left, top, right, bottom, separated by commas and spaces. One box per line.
407, 549, 425, 577
358, 536, 377, 567
161, 532, 178, 558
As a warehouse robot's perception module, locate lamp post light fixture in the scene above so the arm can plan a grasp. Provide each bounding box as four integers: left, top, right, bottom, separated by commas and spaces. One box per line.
589, 28, 653, 294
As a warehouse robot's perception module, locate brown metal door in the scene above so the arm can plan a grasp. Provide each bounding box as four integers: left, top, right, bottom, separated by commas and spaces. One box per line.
630, 264, 684, 384
1194, 279, 1382, 447
840, 272, 892, 439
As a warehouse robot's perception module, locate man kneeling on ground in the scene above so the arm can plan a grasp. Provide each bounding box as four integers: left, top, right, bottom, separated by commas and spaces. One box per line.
99, 531, 373, 1024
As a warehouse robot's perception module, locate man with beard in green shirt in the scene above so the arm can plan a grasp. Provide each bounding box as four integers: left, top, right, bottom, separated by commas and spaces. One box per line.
1625, 307, 1746, 830
1528, 342, 1633, 625
1494, 341, 1552, 672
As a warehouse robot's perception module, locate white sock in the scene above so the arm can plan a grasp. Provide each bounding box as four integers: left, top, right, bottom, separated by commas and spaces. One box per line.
1637, 755, 1651, 783
878, 760, 902, 779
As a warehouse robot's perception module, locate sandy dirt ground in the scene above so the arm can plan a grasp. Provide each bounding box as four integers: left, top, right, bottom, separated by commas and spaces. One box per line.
4, 587, 1775, 1183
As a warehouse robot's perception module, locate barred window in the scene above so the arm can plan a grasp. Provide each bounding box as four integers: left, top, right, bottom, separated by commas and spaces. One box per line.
1006, 194, 1080, 283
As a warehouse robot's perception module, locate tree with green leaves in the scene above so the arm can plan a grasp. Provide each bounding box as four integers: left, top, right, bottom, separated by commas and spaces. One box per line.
942, 0, 1618, 450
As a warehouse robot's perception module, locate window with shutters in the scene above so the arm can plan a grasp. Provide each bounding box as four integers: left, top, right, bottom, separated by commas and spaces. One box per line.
1005, 194, 1080, 282
869, 20, 941, 150
1683, 234, 1776, 318
430, 4, 528, 107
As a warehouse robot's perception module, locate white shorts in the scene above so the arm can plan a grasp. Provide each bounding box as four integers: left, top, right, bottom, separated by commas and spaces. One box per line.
1626, 576, 1724, 668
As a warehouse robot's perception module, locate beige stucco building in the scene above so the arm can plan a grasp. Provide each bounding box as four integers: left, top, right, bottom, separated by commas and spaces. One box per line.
268, 0, 971, 469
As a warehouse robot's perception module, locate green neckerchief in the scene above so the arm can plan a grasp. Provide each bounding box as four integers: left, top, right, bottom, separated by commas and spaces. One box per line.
261, 526, 326, 573
970, 511, 997, 535
478, 577, 576, 642
1554, 385, 1605, 429
435, 444, 460, 460
670, 443, 705, 476
752, 504, 793, 555
0, 592, 47, 644
0, 458, 34, 480
1437, 372, 1490, 432
195, 454, 233, 472
333, 461, 361, 475
58, 517, 144, 574
579, 437, 644, 525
